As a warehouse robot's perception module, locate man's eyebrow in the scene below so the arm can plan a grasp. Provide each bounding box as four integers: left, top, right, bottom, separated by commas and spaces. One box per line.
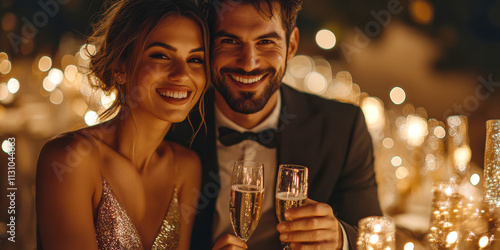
146, 42, 204, 53
257, 32, 282, 41
214, 30, 240, 40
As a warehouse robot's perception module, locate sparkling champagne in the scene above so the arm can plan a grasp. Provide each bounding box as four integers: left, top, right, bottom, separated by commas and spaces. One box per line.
275, 192, 306, 223
230, 184, 264, 241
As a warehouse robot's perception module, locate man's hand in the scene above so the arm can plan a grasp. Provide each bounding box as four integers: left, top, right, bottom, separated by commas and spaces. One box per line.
212, 234, 248, 250
276, 199, 343, 250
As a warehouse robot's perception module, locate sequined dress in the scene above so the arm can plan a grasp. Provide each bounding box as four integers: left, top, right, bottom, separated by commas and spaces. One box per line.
95, 178, 180, 249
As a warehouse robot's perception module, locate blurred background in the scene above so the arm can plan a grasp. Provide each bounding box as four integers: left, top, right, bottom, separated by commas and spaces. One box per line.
1, 0, 500, 249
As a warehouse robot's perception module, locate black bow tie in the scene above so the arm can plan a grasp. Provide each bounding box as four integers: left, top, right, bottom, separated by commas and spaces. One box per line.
218, 126, 280, 148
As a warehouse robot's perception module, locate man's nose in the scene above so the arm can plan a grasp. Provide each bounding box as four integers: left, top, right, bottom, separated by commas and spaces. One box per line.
236, 44, 260, 72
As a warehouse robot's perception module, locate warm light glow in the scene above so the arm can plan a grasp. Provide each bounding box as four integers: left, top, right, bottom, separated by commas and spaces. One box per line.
369, 234, 379, 244
50, 89, 64, 105
288, 55, 313, 78
410, 0, 434, 25
444, 186, 453, 196
64, 65, 78, 82
361, 97, 385, 129
7, 78, 19, 94
479, 235, 489, 248
0, 52, 8, 61
315, 29, 336, 49
85, 111, 99, 126
391, 156, 402, 167
304, 72, 327, 94
48, 68, 64, 85
446, 231, 458, 244
404, 242, 414, 250
405, 115, 428, 147
373, 224, 382, 232
0, 60, 11, 74
2, 140, 12, 153
390, 87, 406, 105
434, 126, 446, 138
0, 83, 8, 100
101, 92, 117, 109
38, 56, 52, 72
454, 145, 471, 172
80, 44, 97, 60
42, 76, 56, 92
447, 116, 462, 127
470, 173, 480, 186
395, 166, 409, 179
383, 138, 394, 148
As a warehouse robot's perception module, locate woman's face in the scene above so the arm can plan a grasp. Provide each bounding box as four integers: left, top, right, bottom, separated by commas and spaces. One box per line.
131, 15, 206, 123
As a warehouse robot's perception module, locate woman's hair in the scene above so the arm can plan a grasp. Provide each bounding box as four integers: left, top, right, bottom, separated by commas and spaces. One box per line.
86, 0, 209, 121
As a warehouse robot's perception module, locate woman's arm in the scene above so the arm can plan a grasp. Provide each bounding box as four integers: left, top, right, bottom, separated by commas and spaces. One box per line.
36, 135, 101, 249
175, 144, 202, 250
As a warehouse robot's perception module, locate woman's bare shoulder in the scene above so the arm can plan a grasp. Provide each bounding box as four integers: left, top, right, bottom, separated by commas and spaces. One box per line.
37, 128, 102, 184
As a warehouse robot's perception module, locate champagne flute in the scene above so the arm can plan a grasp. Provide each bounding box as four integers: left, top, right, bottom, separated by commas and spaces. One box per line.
229, 160, 265, 242
275, 164, 308, 249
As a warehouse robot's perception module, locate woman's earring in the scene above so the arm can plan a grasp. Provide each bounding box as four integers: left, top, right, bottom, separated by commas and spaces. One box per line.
115, 73, 126, 85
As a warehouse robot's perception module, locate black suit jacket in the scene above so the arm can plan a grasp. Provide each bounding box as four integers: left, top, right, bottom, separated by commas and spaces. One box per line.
166, 84, 383, 249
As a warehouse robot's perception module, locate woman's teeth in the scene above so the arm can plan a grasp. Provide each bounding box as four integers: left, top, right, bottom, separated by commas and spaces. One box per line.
230, 75, 264, 84
157, 90, 188, 99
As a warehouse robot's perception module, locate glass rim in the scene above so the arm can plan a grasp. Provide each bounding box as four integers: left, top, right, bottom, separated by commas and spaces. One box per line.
234, 160, 264, 168
279, 164, 308, 170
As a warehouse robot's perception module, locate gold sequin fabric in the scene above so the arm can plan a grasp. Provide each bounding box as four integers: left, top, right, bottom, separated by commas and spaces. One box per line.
484, 120, 500, 209
95, 178, 180, 249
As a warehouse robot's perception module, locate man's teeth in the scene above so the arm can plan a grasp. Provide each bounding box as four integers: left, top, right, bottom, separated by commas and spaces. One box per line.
231, 75, 264, 84
158, 90, 188, 99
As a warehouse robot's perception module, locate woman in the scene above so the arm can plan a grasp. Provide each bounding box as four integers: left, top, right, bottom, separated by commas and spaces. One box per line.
36, 0, 208, 249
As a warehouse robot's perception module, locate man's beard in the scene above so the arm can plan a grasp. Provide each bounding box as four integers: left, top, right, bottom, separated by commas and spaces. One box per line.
212, 66, 284, 114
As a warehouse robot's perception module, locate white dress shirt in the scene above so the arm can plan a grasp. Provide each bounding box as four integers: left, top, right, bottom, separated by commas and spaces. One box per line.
212, 91, 348, 249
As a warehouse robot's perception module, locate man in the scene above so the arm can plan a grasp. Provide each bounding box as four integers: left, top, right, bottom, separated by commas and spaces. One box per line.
167, 0, 382, 249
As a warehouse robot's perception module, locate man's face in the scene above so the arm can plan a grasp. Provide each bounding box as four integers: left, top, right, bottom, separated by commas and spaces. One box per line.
211, 3, 289, 114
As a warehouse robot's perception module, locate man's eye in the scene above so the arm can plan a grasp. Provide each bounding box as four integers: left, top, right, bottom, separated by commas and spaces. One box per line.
221, 39, 237, 44
150, 53, 169, 59
188, 57, 204, 64
259, 40, 273, 45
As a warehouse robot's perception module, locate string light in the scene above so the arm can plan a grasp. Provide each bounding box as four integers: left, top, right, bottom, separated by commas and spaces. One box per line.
390, 87, 406, 105
38, 56, 52, 72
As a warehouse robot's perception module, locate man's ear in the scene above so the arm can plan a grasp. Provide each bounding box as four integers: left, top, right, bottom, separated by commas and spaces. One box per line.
287, 27, 299, 61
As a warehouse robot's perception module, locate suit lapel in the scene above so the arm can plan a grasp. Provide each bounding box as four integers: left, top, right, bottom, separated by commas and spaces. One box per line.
278, 85, 323, 190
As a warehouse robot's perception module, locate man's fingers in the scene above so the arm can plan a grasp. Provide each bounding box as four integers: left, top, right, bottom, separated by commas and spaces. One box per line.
289, 242, 338, 250
280, 229, 337, 243
212, 234, 247, 250
285, 201, 334, 220
277, 216, 336, 232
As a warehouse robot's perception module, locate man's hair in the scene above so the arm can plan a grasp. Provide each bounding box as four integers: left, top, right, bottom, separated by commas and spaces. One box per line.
202, 0, 303, 42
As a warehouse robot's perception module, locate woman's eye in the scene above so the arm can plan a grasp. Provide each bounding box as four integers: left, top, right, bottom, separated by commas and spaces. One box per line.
150, 53, 169, 59
188, 57, 204, 64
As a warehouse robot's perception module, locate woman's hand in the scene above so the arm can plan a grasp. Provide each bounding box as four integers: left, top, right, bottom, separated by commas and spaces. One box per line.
212, 234, 248, 250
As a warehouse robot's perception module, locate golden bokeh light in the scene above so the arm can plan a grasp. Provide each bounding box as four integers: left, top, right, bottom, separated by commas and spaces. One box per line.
433, 126, 446, 139
0, 60, 11, 74
390, 87, 406, 105
470, 173, 480, 186
315, 29, 336, 49
42, 76, 56, 92
410, 0, 434, 25
49, 89, 64, 105
391, 156, 402, 167
288, 55, 313, 78
7, 78, 19, 94
304, 72, 327, 94
383, 138, 394, 148
0, 83, 8, 100
84, 110, 99, 126
64, 65, 78, 82
38, 56, 52, 72
48, 68, 64, 85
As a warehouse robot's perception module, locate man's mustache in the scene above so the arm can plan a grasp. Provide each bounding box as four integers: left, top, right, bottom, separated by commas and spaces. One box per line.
219, 67, 275, 77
